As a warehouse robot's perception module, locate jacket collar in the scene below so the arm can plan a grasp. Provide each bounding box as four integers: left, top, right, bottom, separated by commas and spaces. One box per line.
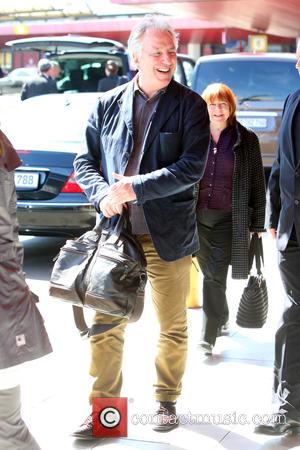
117, 81, 135, 135
117, 79, 180, 152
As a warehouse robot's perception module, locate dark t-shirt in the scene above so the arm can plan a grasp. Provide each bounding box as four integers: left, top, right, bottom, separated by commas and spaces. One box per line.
197, 125, 236, 211
97, 74, 127, 92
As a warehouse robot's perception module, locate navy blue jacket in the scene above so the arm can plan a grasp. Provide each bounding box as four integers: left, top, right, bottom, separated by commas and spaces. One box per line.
74, 79, 210, 261
20, 74, 57, 101
266, 89, 300, 250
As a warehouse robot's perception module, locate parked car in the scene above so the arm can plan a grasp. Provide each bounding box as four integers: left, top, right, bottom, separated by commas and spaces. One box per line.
192, 52, 299, 173
0, 67, 37, 94
1, 93, 99, 237
6, 35, 195, 91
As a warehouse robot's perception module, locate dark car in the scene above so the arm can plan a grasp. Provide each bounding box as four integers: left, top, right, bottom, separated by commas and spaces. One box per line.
1, 93, 99, 237
6, 35, 195, 91
192, 52, 299, 173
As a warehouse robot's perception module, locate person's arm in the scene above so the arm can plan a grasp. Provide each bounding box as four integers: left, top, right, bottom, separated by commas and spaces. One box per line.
264, 95, 290, 233
73, 103, 124, 217
73, 103, 110, 213
265, 153, 280, 232
109, 93, 210, 206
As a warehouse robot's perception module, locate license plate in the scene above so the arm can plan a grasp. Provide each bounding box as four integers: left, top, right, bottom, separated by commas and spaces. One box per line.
14, 171, 39, 189
238, 117, 267, 129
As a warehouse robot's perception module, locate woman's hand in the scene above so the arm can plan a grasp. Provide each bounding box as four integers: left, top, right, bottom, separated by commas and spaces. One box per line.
251, 231, 264, 238
268, 228, 277, 239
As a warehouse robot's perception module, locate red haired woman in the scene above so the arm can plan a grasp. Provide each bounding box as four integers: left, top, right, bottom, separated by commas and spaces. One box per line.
196, 83, 266, 355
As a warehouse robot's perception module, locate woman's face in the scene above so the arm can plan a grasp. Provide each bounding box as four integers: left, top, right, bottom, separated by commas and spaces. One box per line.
207, 97, 230, 129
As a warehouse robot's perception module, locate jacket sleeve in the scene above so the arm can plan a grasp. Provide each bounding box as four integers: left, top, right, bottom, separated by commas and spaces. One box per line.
132, 94, 210, 204
73, 103, 109, 213
249, 132, 266, 232
265, 150, 280, 229
264, 94, 291, 230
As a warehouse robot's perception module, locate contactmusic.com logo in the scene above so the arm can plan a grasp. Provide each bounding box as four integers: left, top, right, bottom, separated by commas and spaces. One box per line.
93, 398, 128, 437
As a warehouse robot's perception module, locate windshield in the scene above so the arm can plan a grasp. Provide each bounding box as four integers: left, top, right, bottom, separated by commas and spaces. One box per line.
192, 59, 299, 102
55, 55, 128, 93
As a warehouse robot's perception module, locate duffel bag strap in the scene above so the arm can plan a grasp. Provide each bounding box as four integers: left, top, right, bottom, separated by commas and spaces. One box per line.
72, 305, 119, 338
72, 286, 145, 337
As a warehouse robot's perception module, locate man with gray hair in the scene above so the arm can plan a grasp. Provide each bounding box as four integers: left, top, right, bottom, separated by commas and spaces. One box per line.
72, 14, 209, 438
20, 58, 58, 101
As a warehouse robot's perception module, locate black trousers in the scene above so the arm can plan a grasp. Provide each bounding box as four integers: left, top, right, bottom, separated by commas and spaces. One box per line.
196, 209, 232, 346
275, 234, 300, 419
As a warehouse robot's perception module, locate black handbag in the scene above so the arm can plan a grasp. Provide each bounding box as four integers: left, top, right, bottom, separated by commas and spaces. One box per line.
49, 212, 147, 336
236, 233, 268, 328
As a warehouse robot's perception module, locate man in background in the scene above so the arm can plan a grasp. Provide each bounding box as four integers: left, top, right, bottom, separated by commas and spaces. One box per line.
48, 61, 61, 82
97, 59, 127, 92
20, 58, 58, 101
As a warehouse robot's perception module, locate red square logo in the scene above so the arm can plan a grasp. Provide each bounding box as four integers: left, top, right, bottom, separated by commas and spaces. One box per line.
92, 397, 128, 437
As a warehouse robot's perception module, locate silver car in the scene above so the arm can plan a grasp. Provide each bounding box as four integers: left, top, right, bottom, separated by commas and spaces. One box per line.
192, 52, 299, 173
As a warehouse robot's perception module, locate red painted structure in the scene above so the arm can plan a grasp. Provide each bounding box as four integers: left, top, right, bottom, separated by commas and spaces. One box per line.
0, 16, 294, 50
111, 0, 300, 39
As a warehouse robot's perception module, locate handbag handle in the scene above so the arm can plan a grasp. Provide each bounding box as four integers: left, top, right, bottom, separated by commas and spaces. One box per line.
248, 233, 264, 275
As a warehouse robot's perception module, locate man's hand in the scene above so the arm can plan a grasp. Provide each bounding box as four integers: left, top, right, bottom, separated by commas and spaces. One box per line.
107, 173, 137, 204
268, 228, 277, 239
99, 197, 124, 218
99, 173, 137, 218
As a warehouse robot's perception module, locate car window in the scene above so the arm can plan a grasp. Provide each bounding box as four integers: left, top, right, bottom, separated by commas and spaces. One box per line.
174, 56, 195, 87
181, 59, 195, 87
192, 59, 299, 101
54, 55, 127, 93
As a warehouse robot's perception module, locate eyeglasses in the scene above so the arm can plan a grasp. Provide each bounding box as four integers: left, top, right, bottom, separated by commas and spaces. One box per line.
208, 102, 229, 109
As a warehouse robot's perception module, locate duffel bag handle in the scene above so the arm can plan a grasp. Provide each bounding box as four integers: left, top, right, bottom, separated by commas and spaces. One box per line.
96, 208, 132, 244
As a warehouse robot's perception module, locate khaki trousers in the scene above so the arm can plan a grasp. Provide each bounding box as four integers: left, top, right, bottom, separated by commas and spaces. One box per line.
89, 234, 191, 403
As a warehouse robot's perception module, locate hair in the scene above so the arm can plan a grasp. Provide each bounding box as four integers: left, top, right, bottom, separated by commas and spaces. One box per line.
105, 59, 119, 75
202, 83, 237, 125
37, 58, 52, 73
127, 14, 179, 57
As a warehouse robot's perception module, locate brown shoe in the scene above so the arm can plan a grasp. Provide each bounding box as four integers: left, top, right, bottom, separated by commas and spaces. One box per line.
71, 414, 95, 439
153, 402, 179, 432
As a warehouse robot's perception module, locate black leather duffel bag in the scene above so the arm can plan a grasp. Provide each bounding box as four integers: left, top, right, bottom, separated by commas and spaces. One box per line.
49, 212, 147, 336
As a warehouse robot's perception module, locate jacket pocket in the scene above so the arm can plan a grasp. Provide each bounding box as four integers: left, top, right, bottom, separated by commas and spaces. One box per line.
159, 132, 181, 165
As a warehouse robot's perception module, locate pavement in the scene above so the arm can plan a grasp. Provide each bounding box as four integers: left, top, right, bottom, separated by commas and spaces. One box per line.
15, 233, 300, 450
